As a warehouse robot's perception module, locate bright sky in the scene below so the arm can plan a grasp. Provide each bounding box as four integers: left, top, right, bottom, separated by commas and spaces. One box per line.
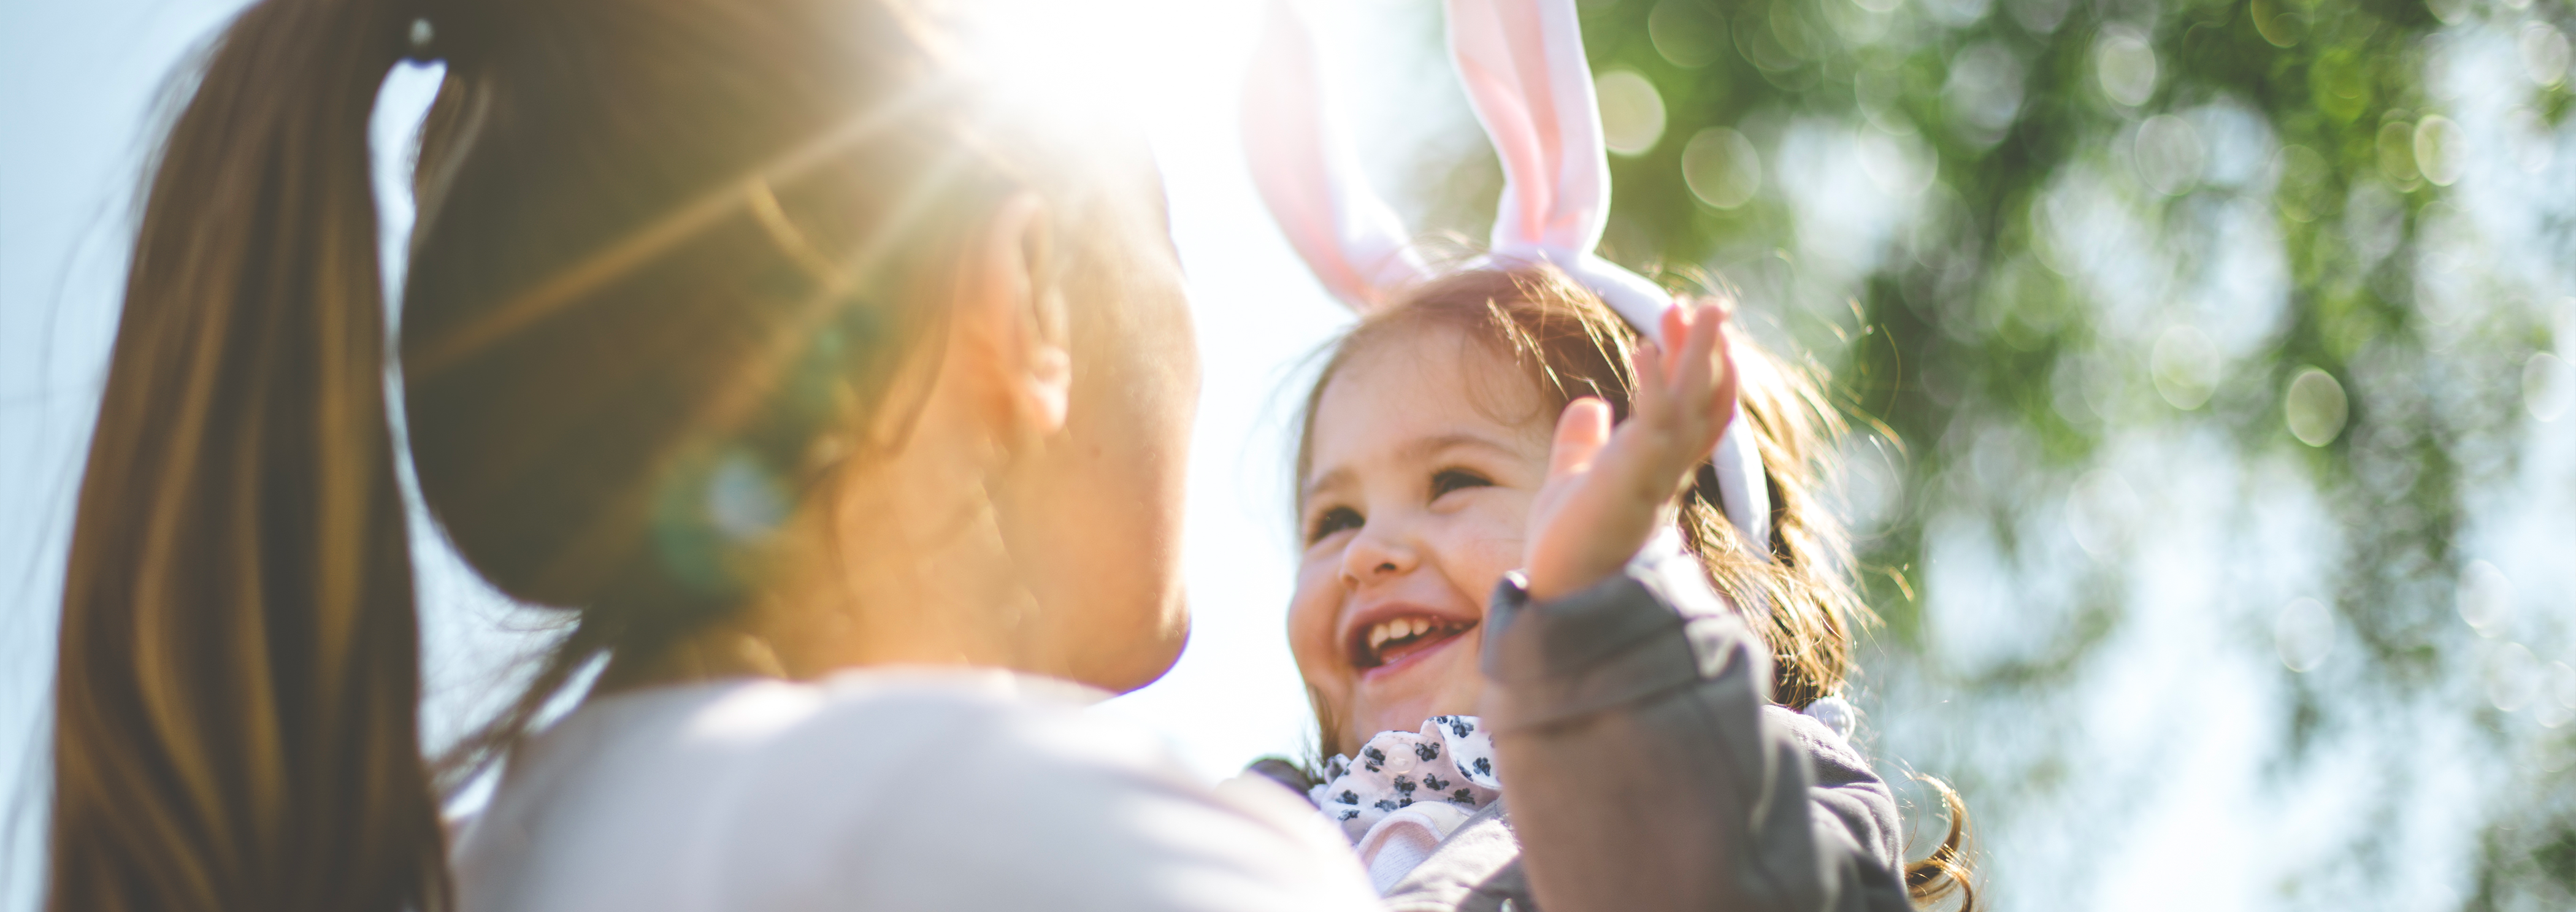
0, 2, 1479, 900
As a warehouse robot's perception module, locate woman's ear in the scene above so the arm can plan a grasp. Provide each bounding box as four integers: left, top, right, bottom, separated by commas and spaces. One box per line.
953, 193, 1072, 440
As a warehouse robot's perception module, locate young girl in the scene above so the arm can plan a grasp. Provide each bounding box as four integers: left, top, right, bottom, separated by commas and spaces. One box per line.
1276, 269, 1972, 911
1241, 1, 1972, 908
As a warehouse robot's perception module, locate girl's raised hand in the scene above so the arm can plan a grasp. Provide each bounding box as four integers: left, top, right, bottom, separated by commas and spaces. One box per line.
1522, 301, 1739, 602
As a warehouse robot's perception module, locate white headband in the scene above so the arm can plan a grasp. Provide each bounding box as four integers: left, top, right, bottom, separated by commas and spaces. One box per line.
1244, 0, 1773, 559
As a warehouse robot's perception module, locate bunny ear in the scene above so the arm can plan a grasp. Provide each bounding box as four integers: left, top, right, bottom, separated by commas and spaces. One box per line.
1445, 0, 1669, 333
1446, 0, 1606, 258
1243, 0, 1431, 312
1449, 0, 1776, 560
1713, 419, 1773, 560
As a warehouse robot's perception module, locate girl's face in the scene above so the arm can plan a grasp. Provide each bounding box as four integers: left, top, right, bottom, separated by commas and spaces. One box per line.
1290, 324, 1555, 754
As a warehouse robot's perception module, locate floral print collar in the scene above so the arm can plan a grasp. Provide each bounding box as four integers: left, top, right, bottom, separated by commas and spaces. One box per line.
1308, 715, 1503, 842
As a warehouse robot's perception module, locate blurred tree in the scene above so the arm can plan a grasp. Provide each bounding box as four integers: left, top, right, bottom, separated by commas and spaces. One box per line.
1413, 0, 2576, 907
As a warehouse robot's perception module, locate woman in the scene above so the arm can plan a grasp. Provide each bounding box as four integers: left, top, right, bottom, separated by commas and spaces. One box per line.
48, 0, 1374, 908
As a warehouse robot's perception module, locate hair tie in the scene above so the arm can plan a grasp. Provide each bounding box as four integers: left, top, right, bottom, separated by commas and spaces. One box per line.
399, 13, 443, 63
1245, 0, 1774, 559
399, 0, 497, 65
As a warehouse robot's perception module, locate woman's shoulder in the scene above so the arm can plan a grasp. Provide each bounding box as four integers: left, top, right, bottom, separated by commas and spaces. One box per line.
459, 670, 1376, 912
572, 668, 1236, 840
558, 668, 1189, 790
742, 670, 1378, 909
710, 669, 1223, 817
718, 667, 1144, 763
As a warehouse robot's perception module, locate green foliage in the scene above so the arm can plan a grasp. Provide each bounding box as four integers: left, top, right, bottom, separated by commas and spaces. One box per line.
1462, 0, 2576, 905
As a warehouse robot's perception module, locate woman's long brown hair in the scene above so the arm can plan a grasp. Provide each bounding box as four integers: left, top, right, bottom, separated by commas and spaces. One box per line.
45, 0, 1155, 908
1294, 267, 1976, 909
52, 1, 445, 908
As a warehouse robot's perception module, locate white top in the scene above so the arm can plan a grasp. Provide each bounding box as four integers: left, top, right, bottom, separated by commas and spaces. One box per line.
452, 669, 1381, 912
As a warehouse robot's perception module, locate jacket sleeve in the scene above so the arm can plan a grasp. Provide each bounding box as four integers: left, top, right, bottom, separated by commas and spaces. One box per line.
1477, 543, 1912, 912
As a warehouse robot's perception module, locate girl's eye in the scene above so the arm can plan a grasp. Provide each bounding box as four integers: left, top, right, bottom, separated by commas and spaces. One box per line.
1430, 468, 1493, 500
1307, 506, 1363, 544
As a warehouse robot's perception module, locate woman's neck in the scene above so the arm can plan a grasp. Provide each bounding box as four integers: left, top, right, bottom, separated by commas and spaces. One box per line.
594, 458, 1056, 694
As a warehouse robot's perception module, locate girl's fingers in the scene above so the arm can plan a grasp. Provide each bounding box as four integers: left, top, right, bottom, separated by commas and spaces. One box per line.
1625, 301, 1741, 457
1709, 308, 1741, 428
1686, 304, 1715, 386
1658, 304, 1692, 362
1646, 302, 1719, 429
1548, 397, 1614, 481
1632, 340, 1669, 421
1671, 307, 1715, 406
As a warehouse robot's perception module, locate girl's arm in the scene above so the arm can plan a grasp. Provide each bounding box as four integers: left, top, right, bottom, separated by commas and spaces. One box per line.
1479, 556, 1911, 912
1491, 302, 1911, 911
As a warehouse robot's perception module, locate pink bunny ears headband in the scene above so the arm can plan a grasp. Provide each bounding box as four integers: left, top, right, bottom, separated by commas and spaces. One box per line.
1243, 0, 1774, 560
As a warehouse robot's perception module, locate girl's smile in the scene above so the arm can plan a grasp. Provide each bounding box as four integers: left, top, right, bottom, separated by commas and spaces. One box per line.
1344, 600, 1478, 676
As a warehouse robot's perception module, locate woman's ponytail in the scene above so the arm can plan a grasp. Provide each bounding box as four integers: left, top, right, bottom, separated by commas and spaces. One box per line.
49, 0, 447, 910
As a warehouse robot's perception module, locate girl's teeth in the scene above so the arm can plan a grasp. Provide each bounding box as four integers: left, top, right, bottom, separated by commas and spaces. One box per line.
1366, 617, 1449, 661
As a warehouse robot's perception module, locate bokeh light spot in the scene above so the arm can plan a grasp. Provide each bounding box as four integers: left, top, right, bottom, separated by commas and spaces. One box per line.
2488, 642, 2540, 712
1945, 40, 2026, 146
2066, 469, 2140, 556
2309, 50, 2371, 121
1682, 126, 1762, 209
2539, 662, 2576, 729
2412, 115, 2465, 186
2134, 114, 2205, 196
2272, 144, 2329, 223
2376, 119, 2420, 188
2456, 560, 2515, 636
2009, 0, 2071, 36
1649, 0, 1728, 69
2151, 325, 2220, 410
2096, 30, 2157, 108
2275, 597, 2335, 673
2523, 351, 2572, 421
1819, 0, 1890, 44
1595, 70, 1668, 156
1859, 126, 1937, 196
2523, 21, 2570, 87
1920, 0, 1993, 29
2251, 0, 2305, 47
2284, 367, 2348, 446
1767, 1, 1818, 58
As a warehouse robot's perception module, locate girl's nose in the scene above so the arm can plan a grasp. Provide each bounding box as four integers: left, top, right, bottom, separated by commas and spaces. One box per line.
1339, 522, 1420, 589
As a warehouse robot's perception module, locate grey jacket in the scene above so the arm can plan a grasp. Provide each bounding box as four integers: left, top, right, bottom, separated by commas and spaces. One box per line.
1363, 564, 1913, 912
